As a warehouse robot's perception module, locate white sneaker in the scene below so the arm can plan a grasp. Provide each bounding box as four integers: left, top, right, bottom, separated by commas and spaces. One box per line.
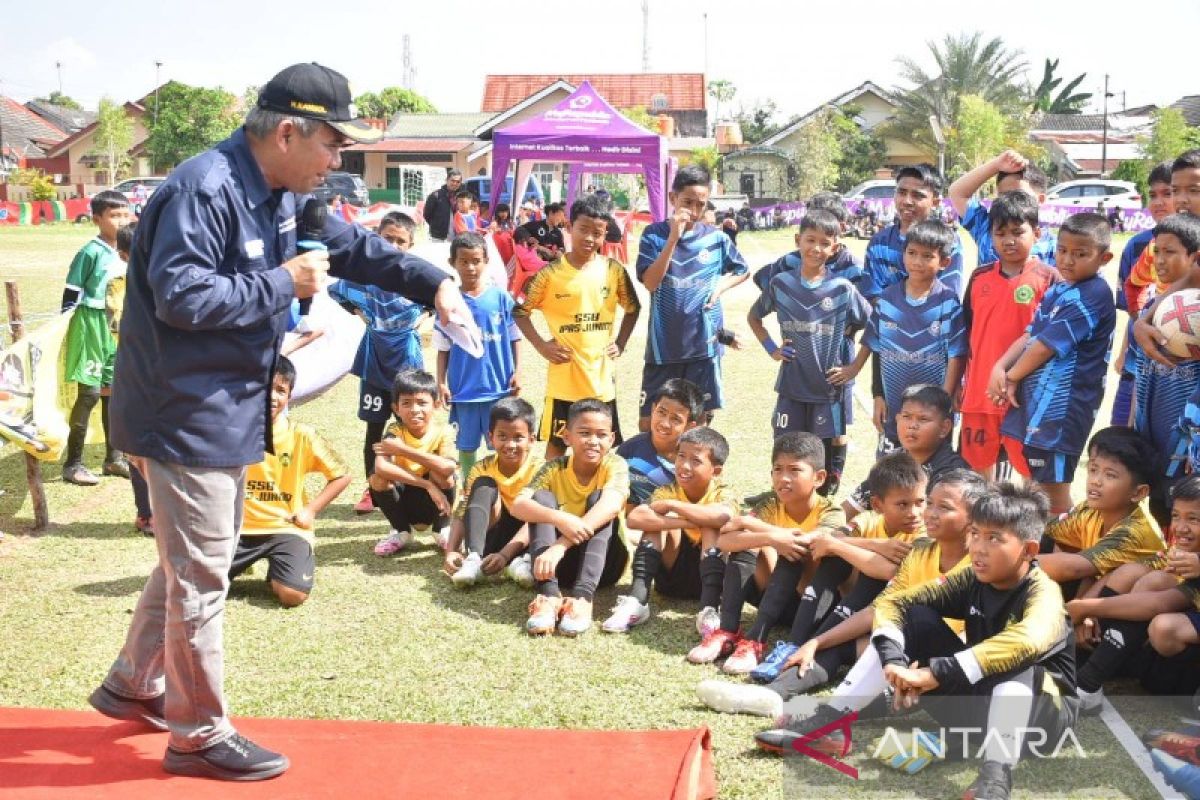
696, 606, 721, 638
601, 595, 650, 633
505, 553, 534, 587
373, 528, 412, 556
451, 552, 484, 587
696, 679, 783, 718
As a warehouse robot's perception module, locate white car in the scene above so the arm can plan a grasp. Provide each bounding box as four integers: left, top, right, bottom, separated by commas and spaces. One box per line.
1045, 179, 1141, 210
110, 177, 167, 213
844, 179, 897, 200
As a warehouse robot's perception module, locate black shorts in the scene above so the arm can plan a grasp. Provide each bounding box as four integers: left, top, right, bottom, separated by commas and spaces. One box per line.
358, 381, 392, 424
654, 534, 703, 600
639, 359, 723, 418
539, 397, 623, 451
771, 396, 844, 438
230, 533, 315, 593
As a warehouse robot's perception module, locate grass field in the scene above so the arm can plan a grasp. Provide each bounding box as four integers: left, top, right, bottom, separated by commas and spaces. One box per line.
0, 221, 1166, 799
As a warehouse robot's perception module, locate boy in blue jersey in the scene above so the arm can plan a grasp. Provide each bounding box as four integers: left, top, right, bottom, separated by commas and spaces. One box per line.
748, 210, 870, 495
435, 232, 522, 479
830, 219, 966, 451
328, 212, 429, 515
636, 165, 749, 430
862, 164, 964, 299
1134, 214, 1200, 524
991, 213, 1117, 515
948, 149, 1058, 269
753, 192, 865, 292
616, 377, 704, 511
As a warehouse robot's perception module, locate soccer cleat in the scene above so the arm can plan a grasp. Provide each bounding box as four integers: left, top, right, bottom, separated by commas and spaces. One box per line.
63, 462, 99, 486
1151, 748, 1200, 799
103, 458, 131, 479
601, 595, 650, 633
134, 516, 154, 537
754, 703, 848, 755
504, 553, 534, 588
877, 727, 947, 774
687, 629, 740, 664
696, 679, 783, 717
526, 595, 562, 636
695, 606, 721, 639
163, 732, 289, 781
373, 529, 412, 556
450, 552, 483, 587
353, 488, 375, 515
750, 641, 800, 684
962, 759, 1012, 800
88, 684, 167, 731
722, 638, 764, 675
1143, 728, 1200, 767
558, 597, 593, 637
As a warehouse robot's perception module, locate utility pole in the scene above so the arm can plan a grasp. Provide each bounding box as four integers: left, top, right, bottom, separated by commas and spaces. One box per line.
55, 61, 63, 96
641, 0, 651, 72
1100, 74, 1112, 178
402, 34, 415, 90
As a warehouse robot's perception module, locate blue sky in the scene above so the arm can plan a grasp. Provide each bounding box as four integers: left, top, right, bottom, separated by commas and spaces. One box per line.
2, 0, 1195, 122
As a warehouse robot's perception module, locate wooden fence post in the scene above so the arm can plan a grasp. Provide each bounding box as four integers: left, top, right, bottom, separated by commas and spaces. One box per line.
5, 280, 49, 533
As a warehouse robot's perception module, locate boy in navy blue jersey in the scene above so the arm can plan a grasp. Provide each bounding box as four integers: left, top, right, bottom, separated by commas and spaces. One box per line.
862, 164, 964, 300
616, 378, 704, 510
748, 210, 870, 495
830, 219, 966, 451
991, 213, 1117, 514
753, 192, 866, 292
636, 165, 749, 430
435, 232, 521, 479
948, 149, 1058, 269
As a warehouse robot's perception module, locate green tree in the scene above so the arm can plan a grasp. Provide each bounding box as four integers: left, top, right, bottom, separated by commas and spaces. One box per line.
1117, 108, 1200, 195
1030, 58, 1091, 115
34, 90, 82, 110
734, 99, 779, 144
144, 82, 240, 169
621, 106, 659, 132
10, 167, 57, 200
689, 145, 721, 176
707, 79, 736, 123
90, 98, 133, 185
831, 105, 887, 190
788, 108, 842, 200
353, 87, 436, 118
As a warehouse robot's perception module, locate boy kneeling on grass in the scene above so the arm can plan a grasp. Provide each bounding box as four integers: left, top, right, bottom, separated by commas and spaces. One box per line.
228, 356, 350, 607
511, 399, 630, 636
755, 483, 1078, 800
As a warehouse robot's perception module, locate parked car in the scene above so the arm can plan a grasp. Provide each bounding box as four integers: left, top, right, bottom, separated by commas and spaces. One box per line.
1045, 179, 1141, 210
314, 172, 370, 207
110, 177, 167, 213
844, 179, 897, 200
464, 175, 545, 207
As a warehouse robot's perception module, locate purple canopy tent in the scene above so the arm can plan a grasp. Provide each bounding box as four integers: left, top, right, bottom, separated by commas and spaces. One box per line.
488, 81, 670, 222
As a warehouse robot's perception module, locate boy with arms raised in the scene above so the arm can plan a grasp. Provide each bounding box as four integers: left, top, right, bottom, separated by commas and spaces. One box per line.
636, 165, 749, 430
515, 195, 641, 459
604, 427, 738, 633
512, 399, 630, 636
748, 210, 870, 495
948, 149, 1057, 269
617, 378, 704, 511
435, 232, 522, 479
990, 213, 1117, 515
756, 484, 1076, 800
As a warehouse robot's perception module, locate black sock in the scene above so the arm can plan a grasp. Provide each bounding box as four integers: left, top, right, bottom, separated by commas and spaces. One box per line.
66, 387, 100, 465
629, 539, 662, 605
1078, 588, 1149, 693
699, 547, 725, 610
719, 550, 757, 633
746, 555, 806, 642
100, 395, 116, 462
463, 479, 498, 555
788, 557, 852, 644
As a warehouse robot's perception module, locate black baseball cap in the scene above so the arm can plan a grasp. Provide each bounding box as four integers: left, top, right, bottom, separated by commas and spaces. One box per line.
257, 63, 383, 143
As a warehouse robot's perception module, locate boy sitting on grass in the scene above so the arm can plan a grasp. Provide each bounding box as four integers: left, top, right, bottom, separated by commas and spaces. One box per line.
756, 484, 1077, 800
229, 356, 350, 607
617, 378, 704, 511
442, 398, 542, 588
603, 427, 738, 634
512, 399, 631, 637
371, 369, 459, 556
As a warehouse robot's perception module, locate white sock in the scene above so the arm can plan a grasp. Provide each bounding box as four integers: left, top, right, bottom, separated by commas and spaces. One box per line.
830, 645, 886, 713
984, 671, 1035, 766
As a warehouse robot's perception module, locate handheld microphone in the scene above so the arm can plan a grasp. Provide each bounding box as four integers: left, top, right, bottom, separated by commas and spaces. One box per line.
295, 198, 328, 321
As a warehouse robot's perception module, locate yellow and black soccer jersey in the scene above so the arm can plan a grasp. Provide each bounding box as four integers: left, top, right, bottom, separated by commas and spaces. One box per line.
242, 419, 347, 542
517, 451, 630, 516
382, 419, 456, 478
514, 254, 640, 402
751, 495, 845, 533
647, 478, 739, 545
884, 538, 971, 635
1046, 502, 1166, 576
849, 510, 925, 544
872, 564, 1074, 694
453, 452, 544, 519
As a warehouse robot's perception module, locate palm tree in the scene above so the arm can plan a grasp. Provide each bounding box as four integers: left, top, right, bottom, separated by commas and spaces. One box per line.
885, 32, 1028, 153
1031, 58, 1092, 115
707, 79, 736, 124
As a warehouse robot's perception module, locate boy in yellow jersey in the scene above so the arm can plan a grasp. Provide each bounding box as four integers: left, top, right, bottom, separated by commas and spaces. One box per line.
514, 194, 641, 459
370, 369, 459, 556
512, 399, 631, 636
745, 452, 928, 682
758, 484, 1077, 800
1038, 427, 1166, 598
443, 398, 542, 587
697, 469, 985, 718
229, 357, 350, 607
687, 432, 844, 669
605, 427, 738, 634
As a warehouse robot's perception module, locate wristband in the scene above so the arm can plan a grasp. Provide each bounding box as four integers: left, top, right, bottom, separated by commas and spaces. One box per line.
762, 337, 779, 356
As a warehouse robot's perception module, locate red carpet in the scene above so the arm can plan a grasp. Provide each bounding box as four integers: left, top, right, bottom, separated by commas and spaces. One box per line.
0, 707, 714, 799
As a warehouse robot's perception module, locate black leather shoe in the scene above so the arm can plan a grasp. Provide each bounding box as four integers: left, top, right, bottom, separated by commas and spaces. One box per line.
163, 733, 289, 781
88, 685, 167, 731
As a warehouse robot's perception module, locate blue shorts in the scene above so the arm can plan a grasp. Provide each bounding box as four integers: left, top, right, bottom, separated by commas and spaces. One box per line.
450, 400, 496, 451
639, 359, 723, 418
772, 396, 844, 439
1002, 438, 1079, 485
358, 381, 392, 424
